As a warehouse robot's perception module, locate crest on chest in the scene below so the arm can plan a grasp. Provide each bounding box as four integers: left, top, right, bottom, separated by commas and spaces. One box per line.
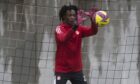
75, 30, 80, 35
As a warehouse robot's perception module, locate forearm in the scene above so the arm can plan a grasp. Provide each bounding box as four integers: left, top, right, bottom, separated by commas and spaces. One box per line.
91, 18, 98, 35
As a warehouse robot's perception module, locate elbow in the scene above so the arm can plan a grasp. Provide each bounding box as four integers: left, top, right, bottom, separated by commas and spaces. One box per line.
94, 26, 98, 35
92, 31, 97, 35
92, 24, 98, 35
92, 28, 98, 35
94, 29, 98, 35
94, 31, 98, 35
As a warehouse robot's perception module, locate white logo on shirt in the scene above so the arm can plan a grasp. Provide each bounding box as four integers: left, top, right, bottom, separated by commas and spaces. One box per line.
75, 30, 80, 35
56, 26, 62, 34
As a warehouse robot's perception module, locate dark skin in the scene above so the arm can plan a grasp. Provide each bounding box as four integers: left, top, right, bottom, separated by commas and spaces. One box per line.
63, 10, 77, 26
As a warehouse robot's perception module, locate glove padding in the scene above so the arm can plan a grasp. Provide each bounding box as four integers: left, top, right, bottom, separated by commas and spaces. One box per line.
77, 7, 100, 24
86, 7, 100, 18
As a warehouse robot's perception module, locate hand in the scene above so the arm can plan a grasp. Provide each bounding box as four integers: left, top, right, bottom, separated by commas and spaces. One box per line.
90, 7, 100, 23
77, 9, 88, 24
86, 7, 100, 18
91, 7, 100, 13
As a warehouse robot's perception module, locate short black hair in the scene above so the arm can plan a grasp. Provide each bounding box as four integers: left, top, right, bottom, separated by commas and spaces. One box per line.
59, 5, 78, 21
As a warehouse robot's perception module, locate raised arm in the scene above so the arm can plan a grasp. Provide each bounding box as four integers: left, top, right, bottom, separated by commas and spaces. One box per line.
81, 19, 98, 38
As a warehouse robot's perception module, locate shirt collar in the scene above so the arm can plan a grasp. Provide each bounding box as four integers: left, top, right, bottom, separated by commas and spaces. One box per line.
61, 22, 72, 28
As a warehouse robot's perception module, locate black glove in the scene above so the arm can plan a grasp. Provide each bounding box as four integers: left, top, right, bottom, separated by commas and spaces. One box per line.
72, 20, 78, 31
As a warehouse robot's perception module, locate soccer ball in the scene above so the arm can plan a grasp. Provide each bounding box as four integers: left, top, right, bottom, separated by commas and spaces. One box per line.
94, 11, 110, 27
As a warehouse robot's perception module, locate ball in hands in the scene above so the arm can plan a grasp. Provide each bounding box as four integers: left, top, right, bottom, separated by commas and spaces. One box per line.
93, 11, 110, 27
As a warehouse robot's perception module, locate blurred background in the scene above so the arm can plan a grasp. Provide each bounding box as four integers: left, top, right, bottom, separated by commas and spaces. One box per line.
0, 0, 139, 84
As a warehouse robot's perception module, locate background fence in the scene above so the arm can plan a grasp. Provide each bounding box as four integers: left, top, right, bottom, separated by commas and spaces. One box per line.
0, 0, 140, 84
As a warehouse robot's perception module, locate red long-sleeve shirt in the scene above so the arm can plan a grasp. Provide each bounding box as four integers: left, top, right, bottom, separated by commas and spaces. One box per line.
55, 22, 98, 73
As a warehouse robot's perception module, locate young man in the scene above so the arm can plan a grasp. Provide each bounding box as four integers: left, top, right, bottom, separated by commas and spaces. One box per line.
54, 5, 98, 84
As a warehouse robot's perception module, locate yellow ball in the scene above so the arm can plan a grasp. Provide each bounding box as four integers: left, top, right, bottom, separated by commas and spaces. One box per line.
95, 11, 110, 27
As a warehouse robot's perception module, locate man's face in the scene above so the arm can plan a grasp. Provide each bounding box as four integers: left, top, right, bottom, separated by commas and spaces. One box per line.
64, 10, 77, 25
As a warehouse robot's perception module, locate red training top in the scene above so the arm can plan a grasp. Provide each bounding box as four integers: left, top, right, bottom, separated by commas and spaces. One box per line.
55, 22, 98, 73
